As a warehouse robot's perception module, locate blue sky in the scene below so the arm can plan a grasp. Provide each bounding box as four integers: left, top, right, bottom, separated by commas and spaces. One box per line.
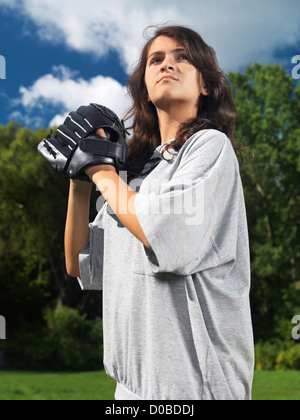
0, 0, 299, 130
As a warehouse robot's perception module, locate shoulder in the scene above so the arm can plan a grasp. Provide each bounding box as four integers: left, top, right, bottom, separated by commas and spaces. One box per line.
178, 129, 236, 166
182, 129, 229, 154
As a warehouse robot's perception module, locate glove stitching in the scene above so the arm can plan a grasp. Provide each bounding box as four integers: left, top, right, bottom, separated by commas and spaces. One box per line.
56, 129, 77, 146
66, 115, 87, 134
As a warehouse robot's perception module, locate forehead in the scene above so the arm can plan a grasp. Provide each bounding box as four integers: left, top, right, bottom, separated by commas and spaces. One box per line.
147, 36, 184, 56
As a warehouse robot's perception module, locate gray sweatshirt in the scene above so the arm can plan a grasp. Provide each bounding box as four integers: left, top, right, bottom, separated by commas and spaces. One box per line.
78, 129, 255, 400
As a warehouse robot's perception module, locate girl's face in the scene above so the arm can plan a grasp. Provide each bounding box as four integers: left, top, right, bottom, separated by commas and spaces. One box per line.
144, 36, 208, 113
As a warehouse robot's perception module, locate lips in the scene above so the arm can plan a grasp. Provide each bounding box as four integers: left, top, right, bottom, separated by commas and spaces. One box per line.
158, 75, 177, 83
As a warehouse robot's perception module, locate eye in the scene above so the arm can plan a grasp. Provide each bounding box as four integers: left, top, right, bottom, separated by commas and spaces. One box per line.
150, 57, 162, 65
178, 54, 189, 61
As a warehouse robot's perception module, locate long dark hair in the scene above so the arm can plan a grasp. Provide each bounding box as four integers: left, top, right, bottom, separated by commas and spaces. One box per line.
124, 25, 244, 171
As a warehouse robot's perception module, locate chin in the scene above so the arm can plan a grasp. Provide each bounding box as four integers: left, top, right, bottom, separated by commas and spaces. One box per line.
153, 93, 181, 108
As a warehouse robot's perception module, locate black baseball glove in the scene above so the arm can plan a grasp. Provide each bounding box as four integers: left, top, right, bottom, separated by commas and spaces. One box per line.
37, 103, 128, 182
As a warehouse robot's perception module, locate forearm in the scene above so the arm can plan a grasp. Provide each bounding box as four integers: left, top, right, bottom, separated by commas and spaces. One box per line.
86, 165, 152, 250
65, 180, 92, 277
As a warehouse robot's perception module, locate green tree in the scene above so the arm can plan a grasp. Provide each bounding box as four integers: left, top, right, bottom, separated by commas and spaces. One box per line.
0, 123, 101, 333
1, 63, 299, 370
230, 63, 300, 342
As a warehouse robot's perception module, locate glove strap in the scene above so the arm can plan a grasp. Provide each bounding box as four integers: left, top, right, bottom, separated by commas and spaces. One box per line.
79, 136, 127, 163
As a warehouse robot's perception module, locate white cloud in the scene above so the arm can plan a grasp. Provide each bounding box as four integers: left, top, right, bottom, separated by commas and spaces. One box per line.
0, 0, 299, 72
16, 65, 131, 127
8, 110, 44, 128
2, 0, 300, 127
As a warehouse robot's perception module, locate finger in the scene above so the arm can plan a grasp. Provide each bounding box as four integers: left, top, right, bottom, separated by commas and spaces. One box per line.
54, 124, 79, 148
64, 111, 92, 137
96, 128, 108, 138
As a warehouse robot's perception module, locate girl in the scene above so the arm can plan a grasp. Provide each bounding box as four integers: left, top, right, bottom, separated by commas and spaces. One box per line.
65, 25, 254, 400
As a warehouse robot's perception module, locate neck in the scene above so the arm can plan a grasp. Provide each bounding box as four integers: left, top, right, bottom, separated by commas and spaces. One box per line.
157, 112, 180, 144
156, 102, 198, 144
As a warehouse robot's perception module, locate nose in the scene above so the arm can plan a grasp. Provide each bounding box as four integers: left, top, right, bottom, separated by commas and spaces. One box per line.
160, 57, 176, 72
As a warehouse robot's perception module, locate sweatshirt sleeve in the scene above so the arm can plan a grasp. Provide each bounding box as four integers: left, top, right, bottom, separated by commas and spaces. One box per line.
77, 206, 105, 291
134, 130, 242, 275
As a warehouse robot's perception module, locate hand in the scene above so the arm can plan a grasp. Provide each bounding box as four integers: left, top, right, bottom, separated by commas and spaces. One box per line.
37, 103, 127, 181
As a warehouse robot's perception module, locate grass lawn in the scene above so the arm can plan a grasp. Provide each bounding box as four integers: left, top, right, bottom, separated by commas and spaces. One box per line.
0, 370, 299, 400
252, 370, 300, 400
0, 370, 116, 400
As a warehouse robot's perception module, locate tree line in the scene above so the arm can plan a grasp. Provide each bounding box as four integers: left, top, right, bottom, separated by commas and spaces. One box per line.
0, 63, 299, 370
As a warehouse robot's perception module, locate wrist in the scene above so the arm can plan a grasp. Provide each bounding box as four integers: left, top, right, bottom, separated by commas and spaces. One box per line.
70, 179, 93, 195
85, 164, 116, 180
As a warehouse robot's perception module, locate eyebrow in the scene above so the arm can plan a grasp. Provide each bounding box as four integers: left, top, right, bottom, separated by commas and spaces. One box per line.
147, 48, 187, 62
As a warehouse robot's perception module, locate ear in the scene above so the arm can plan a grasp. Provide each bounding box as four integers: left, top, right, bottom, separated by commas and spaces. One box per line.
199, 74, 209, 96
201, 83, 209, 97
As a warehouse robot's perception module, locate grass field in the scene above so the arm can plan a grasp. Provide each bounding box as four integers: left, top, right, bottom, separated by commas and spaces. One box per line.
0, 370, 299, 400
